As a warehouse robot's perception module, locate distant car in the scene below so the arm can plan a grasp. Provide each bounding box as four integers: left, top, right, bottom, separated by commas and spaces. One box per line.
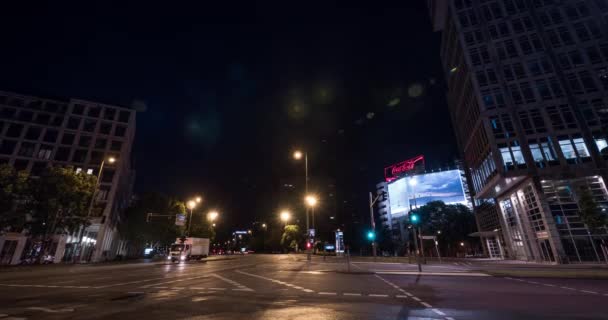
246, 250, 255, 254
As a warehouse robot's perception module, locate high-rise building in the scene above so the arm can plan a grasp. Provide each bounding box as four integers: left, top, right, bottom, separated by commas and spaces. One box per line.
0, 91, 136, 264
428, 0, 608, 263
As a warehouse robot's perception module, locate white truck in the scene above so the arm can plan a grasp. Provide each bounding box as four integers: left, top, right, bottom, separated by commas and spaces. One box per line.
168, 237, 210, 263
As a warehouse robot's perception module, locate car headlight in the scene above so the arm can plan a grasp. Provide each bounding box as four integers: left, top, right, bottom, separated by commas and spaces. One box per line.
180, 255, 186, 260
167, 256, 172, 260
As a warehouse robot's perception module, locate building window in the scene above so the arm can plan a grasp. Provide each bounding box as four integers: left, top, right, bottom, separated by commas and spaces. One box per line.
87, 106, 101, 118
35, 113, 51, 125
596, 138, 608, 154
51, 116, 64, 127
572, 137, 590, 158
67, 117, 81, 130
114, 126, 126, 137
61, 133, 75, 145
0, 140, 17, 155
18, 111, 34, 122
43, 129, 59, 143
78, 135, 92, 148
37, 144, 53, 160
95, 138, 107, 150
25, 126, 42, 140
99, 122, 112, 135
71, 149, 88, 163
72, 104, 85, 115
559, 139, 576, 159
104, 108, 116, 121
83, 119, 97, 132
17, 142, 36, 157
110, 140, 122, 151
6, 123, 24, 138
500, 144, 515, 170
54, 147, 70, 161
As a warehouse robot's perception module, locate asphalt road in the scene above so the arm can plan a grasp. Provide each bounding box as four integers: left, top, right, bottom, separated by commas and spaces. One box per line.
0, 254, 607, 319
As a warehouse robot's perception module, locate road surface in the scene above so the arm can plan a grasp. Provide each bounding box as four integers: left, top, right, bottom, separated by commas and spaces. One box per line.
0, 254, 606, 319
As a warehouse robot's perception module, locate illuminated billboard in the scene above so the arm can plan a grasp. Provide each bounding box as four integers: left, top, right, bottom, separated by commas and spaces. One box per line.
388, 169, 467, 217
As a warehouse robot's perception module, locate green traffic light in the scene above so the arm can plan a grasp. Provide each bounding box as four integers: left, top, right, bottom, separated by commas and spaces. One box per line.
411, 213, 419, 224
367, 231, 375, 240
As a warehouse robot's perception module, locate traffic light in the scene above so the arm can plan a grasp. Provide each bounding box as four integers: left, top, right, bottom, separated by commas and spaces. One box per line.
409, 212, 420, 224
367, 231, 376, 241
306, 242, 311, 249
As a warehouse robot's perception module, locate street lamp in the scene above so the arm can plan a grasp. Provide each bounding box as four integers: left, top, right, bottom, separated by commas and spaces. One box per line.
207, 210, 219, 222
262, 223, 267, 229
195, 196, 202, 203
280, 210, 291, 225
186, 200, 197, 236
305, 194, 318, 230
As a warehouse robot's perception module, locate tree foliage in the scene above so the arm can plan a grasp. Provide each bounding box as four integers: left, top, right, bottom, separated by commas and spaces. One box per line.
578, 187, 607, 233
415, 201, 477, 255
29, 166, 97, 237
281, 224, 301, 251
123, 193, 183, 251
0, 164, 30, 231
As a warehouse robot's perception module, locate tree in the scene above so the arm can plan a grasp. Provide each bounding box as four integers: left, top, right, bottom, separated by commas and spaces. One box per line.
281, 224, 301, 252
0, 164, 30, 231
123, 193, 183, 255
578, 187, 607, 234
416, 201, 477, 257
27, 166, 96, 259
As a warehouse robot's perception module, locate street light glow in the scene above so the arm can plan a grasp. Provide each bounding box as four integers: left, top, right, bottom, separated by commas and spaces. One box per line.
108, 157, 116, 163
195, 196, 202, 203
187, 200, 196, 210
262, 223, 267, 228
305, 195, 318, 207
280, 210, 291, 222
207, 211, 219, 221
293, 150, 303, 160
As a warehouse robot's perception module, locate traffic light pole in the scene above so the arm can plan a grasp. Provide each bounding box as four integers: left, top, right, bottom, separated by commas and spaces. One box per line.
368, 192, 377, 260
412, 226, 422, 272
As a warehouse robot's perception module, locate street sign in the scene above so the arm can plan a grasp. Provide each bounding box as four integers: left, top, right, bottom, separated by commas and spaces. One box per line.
234, 231, 248, 235
335, 230, 345, 253
308, 229, 316, 238
175, 213, 186, 226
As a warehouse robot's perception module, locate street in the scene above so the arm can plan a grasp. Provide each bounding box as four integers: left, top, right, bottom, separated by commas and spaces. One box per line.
0, 255, 607, 320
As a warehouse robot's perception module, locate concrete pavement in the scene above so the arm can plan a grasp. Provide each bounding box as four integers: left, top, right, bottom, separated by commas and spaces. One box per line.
0, 254, 606, 319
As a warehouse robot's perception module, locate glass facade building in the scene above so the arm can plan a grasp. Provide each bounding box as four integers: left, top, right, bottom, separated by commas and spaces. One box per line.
428, 0, 608, 262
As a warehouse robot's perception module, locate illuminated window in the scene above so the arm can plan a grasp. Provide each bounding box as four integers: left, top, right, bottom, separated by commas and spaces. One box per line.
572, 138, 590, 157
559, 139, 576, 159
596, 138, 608, 153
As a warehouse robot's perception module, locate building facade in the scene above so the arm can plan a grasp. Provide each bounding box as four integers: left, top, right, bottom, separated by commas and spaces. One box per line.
429, 0, 608, 263
0, 91, 136, 264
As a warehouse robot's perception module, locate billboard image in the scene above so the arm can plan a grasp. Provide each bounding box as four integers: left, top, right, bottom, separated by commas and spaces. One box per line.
388, 169, 467, 217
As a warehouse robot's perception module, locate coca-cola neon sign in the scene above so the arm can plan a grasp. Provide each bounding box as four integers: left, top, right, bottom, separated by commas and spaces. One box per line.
385, 155, 425, 182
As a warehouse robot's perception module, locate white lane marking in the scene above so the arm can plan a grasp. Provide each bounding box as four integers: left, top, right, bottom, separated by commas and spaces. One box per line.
412, 297, 421, 302
318, 292, 337, 295
52, 280, 77, 284
0, 314, 7, 317
446, 317, 456, 320
343, 293, 362, 296
96, 276, 171, 289
0, 284, 90, 289
236, 270, 314, 293
561, 287, 576, 290
127, 291, 144, 294
232, 288, 254, 291
27, 307, 74, 313
433, 309, 446, 316
190, 287, 206, 290
603, 294, 608, 297
396, 295, 408, 298
580, 290, 598, 294
208, 287, 226, 290
528, 281, 539, 284
543, 284, 556, 287
375, 271, 488, 277
210, 273, 254, 291
368, 294, 389, 297
140, 275, 208, 288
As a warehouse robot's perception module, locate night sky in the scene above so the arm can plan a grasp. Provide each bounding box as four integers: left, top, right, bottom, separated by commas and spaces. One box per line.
0, 2, 458, 236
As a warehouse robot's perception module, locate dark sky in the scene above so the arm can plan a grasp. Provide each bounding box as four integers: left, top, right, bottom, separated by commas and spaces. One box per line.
0, 2, 458, 234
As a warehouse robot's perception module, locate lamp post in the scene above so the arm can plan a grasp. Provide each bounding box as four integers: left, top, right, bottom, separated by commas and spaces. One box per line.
293, 150, 309, 233
187, 200, 197, 236
75, 156, 115, 263
280, 210, 291, 226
